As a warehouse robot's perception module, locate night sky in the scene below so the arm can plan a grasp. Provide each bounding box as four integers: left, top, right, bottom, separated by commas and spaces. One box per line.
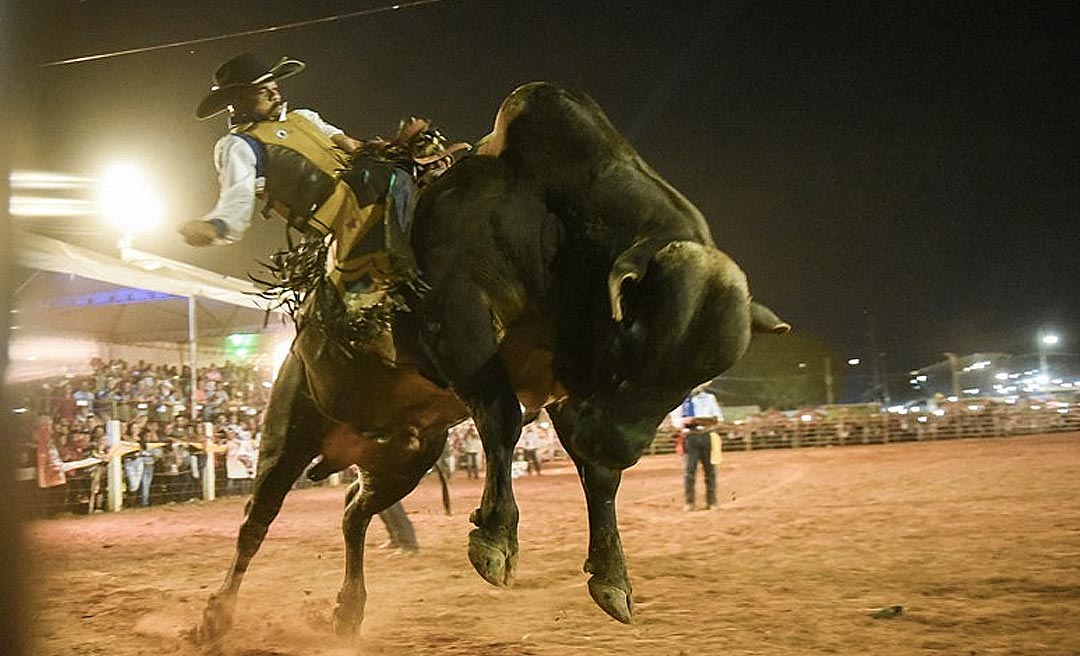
13, 1, 1079, 376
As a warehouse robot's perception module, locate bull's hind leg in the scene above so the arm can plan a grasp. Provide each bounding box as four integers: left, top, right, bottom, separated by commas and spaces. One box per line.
333, 433, 445, 637
548, 402, 635, 623
197, 355, 321, 642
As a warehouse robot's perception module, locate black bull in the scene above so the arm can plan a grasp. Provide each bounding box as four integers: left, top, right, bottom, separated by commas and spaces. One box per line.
197, 82, 788, 641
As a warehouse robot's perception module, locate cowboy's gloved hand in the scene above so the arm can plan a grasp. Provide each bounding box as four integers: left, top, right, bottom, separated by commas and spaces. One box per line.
179, 220, 219, 247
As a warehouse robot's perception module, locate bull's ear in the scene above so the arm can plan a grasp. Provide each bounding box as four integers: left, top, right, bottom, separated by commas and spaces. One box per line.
608, 238, 667, 322
751, 301, 791, 334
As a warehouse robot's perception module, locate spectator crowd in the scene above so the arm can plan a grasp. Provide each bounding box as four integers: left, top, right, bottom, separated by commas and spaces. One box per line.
15, 357, 270, 514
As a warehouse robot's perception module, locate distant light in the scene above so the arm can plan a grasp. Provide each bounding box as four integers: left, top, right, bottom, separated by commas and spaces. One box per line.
1058, 408, 1069, 415
847, 358, 861, 366
227, 333, 257, 348
98, 163, 162, 233
967, 405, 980, 411
947, 396, 958, 402
995, 372, 1010, 381
932, 409, 946, 416
962, 388, 980, 395
916, 375, 928, 382
797, 362, 808, 369
1030, 404, 1042, 410
800, 414, 813, 422
909, 406, 921, 413
1041, 334, 1060, 346
12, 407, 28, 414
917, 416, 928, 423
1034, 375, 1050, 385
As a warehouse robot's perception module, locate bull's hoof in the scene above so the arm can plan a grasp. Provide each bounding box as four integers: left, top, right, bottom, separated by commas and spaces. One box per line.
468, 528, 516, 587
196, 593, 236, 642
587, 577, 634, 624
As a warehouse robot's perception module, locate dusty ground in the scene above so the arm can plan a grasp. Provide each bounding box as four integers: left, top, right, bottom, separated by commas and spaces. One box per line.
27, 432, 1080, 655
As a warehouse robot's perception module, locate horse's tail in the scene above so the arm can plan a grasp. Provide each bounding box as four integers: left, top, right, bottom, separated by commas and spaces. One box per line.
433, 460, 452, 516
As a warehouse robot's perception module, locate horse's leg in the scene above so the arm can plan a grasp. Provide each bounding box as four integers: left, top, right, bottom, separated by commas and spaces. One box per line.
422, 276, 522, 586
547, 401, 634, 623
333, 434, 444, 636
197, 354, 321, 641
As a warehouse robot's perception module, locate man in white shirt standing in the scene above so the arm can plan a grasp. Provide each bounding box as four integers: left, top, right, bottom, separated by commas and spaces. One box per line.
669, 385, 723, 510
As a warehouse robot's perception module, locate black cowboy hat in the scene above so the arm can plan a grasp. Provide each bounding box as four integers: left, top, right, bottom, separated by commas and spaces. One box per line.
196, 53, 305, 119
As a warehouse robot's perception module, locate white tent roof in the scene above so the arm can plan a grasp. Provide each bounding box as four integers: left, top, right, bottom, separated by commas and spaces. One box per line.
15, 230, 276, 309
11, 230, 289, 344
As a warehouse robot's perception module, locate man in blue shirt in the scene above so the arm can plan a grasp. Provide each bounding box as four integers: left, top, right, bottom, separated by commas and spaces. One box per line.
669, 386, 723, 510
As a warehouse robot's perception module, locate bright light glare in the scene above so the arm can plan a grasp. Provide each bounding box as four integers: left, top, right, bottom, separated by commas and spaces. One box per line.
994, 372, 1009, 380
270, 339, 292, 381
98, 163, 162, 233
847, 358, 861, 366
1041, 334, 1060, 346
10, 196, 97, 217
10, 170, 96, 190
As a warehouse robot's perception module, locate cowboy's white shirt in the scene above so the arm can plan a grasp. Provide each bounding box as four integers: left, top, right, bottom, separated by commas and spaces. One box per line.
201, 107, 345, 242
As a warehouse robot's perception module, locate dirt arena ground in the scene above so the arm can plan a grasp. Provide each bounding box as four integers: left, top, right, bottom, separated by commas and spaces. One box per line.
27, 432, 1080, 655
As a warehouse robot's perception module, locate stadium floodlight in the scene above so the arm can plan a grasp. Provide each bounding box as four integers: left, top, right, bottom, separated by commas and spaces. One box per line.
847, 358, 861, 365
1041, 334, 1060, 346
98, 162, 162, 238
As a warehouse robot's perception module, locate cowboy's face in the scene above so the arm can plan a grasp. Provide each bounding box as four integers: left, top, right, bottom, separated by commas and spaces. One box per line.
235, 81, 283, 119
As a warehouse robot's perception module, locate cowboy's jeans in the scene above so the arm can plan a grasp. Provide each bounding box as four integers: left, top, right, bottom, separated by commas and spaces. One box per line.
683, 432, 716, 507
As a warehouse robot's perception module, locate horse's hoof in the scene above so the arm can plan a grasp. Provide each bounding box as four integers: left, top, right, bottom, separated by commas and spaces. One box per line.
332, 605, 362, 637
587, 577, 634, 624
197, 593, 235, 642
468, 528, 514, 587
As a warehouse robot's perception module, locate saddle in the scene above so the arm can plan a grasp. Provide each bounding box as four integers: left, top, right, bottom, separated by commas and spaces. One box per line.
255, 118, 470, 421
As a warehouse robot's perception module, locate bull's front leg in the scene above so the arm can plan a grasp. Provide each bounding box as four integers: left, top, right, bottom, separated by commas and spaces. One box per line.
421, 276, 523, 587
461, 357, 523, 587
548, 403, 634, 623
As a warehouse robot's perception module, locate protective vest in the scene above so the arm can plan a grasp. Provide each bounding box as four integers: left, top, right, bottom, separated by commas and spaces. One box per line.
236, 112, 408, 294
234, 112, 359, 236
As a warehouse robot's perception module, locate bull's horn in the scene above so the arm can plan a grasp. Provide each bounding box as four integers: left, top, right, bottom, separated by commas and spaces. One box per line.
751, 301, 791, 334
608, 238, 666, 322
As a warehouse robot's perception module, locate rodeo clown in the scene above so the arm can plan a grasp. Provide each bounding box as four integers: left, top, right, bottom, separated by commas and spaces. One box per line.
180, 53, 447, 323
180, 53, 421, 552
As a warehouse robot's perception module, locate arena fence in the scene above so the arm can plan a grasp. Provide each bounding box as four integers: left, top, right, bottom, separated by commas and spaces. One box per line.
648, 402, 1079, 455
24, 403, 1077, 516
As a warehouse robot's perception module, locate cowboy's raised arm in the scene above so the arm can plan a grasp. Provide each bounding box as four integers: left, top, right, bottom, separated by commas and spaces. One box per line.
179, 135, 266, 246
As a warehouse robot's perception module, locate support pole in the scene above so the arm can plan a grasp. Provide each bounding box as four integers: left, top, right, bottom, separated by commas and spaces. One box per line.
945, 352, 961, 398
824, 356, 835, 405
201, 421, 216, 501
188, 295, 198, 422
105, 420, 123, 512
